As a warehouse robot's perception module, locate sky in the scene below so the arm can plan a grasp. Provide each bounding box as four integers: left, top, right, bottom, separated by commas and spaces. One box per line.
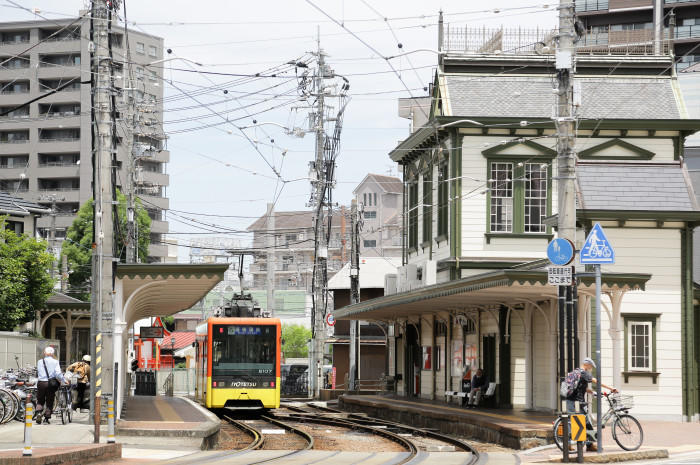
2, 1, 558, 258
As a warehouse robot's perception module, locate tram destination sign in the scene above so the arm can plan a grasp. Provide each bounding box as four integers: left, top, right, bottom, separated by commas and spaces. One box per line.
548, 266, 573, 286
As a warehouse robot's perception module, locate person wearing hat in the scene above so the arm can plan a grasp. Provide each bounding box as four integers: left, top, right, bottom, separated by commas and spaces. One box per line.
67, 355, 91, 412
35, 346, 65, 424
565, 357, 617, 451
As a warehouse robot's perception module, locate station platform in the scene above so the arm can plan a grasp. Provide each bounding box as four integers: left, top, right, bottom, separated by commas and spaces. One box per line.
339, 394, 553, 450
118, 395, 220, 449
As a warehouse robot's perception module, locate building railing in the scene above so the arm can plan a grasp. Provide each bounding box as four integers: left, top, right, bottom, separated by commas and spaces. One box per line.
39, 161, 79, 167
574, 0, 609, 11
443, 25, 670, 55
38, 187, 79, 192
0, 39, 30, 45
665, 0, 700, 3
0, 139, 28, 144
0, 89, 29, 95
675, 25, 700, 40
39, 137, 80, 142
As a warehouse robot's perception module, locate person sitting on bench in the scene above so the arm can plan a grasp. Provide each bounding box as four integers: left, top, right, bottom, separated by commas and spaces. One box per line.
467, 369, 489, 408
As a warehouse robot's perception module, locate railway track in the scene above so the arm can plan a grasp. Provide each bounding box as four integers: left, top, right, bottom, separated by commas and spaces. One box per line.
278, 402, 480, 465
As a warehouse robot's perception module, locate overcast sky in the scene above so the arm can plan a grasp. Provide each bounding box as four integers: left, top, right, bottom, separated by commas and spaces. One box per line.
3, 1, 557, 257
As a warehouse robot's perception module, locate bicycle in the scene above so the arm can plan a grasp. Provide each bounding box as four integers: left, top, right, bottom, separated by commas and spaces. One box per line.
54, 384, 73, 425
553, 392, 644, 451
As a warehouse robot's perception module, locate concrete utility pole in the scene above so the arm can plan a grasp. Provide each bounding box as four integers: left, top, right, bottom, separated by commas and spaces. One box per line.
349, 199, 361, 391
123, 18, 139, 264
555, 0, 582, 460
310, 31, 329, 399
90, 0, 118, 443
61, 254, 68, 293
48, 195, 57, 280
653, 0, 663, 55
265, 203, 275, 316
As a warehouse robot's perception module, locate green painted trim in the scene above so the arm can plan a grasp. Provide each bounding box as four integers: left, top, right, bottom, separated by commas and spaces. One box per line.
485, 233, 553, 244
681, 226, 699, 419
578, 138, 655, 160
422, 165, 432, 248
481, 139, 557, 157
116, 263, 229, 280
334, 270, 651, 319
456, 133, 463, 266
622, 371, 660, 383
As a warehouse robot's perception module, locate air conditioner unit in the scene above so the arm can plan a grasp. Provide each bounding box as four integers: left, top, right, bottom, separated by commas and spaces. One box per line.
397, 264, 417, 293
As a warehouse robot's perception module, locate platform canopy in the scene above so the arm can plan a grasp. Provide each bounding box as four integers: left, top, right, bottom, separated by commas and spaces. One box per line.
334, 269, 651, 321
116, 263, 228, 326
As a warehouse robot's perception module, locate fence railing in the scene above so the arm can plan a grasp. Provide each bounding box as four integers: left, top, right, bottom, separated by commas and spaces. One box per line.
443, 25, 670, 56
574, 0, 609, 11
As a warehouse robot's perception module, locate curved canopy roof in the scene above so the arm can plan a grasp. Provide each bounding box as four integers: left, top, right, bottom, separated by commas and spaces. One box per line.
117, 264, 228, 326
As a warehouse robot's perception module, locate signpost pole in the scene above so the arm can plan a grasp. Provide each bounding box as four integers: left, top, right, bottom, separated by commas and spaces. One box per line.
595, 263, 603, 453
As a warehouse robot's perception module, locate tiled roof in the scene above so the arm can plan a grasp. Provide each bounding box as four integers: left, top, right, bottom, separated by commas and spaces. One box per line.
577, 164, 697, 211
158, 331, 196, 350
364, 174, 403, 194
247, 210, 313, 231
444, 75, 681, 120
46, 293, 87, 304
0, 191, 50, 216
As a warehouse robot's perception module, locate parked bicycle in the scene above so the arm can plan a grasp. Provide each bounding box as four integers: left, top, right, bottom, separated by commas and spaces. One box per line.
53, 384, 73, 425
553, 391, 644, 451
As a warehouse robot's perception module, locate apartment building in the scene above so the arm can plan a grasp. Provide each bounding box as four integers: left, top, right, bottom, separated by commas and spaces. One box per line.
354, 173, 403, 258
576, 1, 700, 68
0, 15, 170, 261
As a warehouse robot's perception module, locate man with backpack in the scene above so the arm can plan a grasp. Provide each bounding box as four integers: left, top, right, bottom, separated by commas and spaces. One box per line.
562, 357, 617, 451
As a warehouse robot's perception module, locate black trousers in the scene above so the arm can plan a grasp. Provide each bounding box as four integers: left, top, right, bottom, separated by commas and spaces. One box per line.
36, 380, 58, 417
74, 382, 87, 410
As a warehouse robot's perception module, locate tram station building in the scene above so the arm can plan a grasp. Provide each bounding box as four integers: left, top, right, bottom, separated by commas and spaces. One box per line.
335, 52, 700, 422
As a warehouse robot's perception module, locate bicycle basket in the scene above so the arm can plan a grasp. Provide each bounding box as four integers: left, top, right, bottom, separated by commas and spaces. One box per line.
610, 393, 634, 409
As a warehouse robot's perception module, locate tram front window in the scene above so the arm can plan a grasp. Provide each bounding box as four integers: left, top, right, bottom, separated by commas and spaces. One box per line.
212, 325, 276, 380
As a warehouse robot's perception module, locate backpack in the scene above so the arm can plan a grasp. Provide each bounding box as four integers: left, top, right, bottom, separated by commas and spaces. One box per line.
560, 368, 582, 398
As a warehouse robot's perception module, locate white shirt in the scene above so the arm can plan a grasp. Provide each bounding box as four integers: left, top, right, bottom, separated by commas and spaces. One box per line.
37, 356, 64, 383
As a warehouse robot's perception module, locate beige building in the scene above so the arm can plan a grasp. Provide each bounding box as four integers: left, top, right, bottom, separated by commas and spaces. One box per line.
354, 174, 402, 258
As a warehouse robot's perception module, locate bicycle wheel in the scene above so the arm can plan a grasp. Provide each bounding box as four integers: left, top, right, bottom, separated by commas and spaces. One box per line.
553, 417, 566, 451
56, 392, 66, 425
0, 392, 6, 425
0, 389, 14, 424
613, 414, 643, 451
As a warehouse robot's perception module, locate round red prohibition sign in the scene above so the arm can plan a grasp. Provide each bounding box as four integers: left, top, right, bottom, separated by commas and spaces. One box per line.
325, 313, 336, 327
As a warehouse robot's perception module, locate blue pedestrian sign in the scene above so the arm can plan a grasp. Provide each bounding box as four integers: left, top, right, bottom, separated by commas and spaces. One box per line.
580, 223, 615, 264
547, 238, 575, 266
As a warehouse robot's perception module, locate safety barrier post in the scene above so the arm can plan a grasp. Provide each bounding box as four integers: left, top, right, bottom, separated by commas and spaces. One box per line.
577, 440, 584, 463
562, 414, 570, 463
107, 396, 115, 443
23, 394, 33, 456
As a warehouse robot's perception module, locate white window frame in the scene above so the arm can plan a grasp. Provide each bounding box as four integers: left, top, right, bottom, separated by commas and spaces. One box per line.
628, 320, 652, 372
136, 42, 145, 54
148, 45, 157, 57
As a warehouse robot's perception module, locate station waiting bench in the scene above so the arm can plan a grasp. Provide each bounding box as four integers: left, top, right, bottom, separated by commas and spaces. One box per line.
445, 382, 498, 407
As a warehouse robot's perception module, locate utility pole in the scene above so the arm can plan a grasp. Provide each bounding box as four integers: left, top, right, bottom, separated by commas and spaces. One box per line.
90, 0, 118, 444
653, 0, 663, 55
555, 0, 580, 460
123, 20, 138, 264
265, 203, 275, 316
61, 254, 68, 293
349, 199, 361, 391
310, 31, 329, 399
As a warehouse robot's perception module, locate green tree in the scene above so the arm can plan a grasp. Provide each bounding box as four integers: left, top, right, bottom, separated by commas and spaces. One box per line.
282, 324, 312, 358
0, 218, 55, 331
62, 190, 151, 299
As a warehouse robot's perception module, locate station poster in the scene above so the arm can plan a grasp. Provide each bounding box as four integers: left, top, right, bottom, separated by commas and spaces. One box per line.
422, 346, 431, 370
465, 344, 477, 371
452, 340, 463, 372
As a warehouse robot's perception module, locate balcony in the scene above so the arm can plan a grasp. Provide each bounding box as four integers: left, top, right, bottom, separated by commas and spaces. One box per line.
0, 81, 29, 95
0, 156, 29, 169
0, 107, 29, 119
0, 180, 28, 192
39, 54, 81, 67
575, 0, 609, 11
38, 153, 80, 167
39, 103, 80, 118
0, 131, 29, 144
39, 128, 80, 143
0, 56, 30, 70
39, 79, 80, 93
39, 28, 80, 42
38, 178, 80, 192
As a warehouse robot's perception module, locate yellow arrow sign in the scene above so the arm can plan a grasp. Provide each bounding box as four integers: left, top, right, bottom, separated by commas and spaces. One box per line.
571, 414, 586, 442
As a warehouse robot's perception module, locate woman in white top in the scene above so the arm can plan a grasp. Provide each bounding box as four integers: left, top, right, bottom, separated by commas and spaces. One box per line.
35, 346, 65, 424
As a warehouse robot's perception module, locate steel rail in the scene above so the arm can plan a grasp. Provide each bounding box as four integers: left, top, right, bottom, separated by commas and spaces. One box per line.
243, 414, 314, 465
222, 414, 264, 450
272, 412, 418, 465
279, 405, 481, 465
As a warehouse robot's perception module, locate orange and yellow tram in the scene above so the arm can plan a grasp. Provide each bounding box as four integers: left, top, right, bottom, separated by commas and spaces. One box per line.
194, 317, 281, 409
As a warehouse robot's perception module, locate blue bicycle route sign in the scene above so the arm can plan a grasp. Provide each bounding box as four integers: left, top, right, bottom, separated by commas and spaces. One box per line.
580, 223, 615, 265
547, 238, 575, 266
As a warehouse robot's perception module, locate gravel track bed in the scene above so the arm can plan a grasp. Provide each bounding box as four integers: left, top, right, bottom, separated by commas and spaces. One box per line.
289, 422, 407, 452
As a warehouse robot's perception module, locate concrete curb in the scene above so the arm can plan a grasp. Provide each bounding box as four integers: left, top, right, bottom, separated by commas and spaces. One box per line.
547, 448, 669, 463
116, 397, 220, 449
0, 444, 121, 465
